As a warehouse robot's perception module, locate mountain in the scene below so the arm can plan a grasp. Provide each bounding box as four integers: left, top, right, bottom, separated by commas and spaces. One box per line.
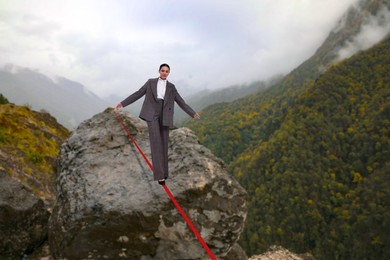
174, 75, 284, 126
0, 65, 109, 129
235, 36, 389, 259
184, 0, 390, 259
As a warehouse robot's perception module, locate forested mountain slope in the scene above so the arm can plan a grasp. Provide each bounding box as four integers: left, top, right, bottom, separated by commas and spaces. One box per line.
234, 36, 389, 259
185, 36, 389, 258
184, 1, 389, 258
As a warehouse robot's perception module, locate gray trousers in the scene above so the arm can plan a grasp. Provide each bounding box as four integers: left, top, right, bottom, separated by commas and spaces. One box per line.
147, 99, 169, 181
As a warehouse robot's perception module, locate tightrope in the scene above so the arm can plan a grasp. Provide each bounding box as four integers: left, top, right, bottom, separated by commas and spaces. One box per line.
113, 110, 217, 260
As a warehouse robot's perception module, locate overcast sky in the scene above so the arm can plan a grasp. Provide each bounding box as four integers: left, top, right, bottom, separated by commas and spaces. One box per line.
0, 0, 359, 99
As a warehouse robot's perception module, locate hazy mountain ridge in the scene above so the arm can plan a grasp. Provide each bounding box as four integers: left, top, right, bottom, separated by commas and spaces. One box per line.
0, 65, 109, 129
174, 75, 284, 125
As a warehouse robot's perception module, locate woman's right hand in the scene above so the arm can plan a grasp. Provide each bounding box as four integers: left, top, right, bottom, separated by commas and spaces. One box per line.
116, 103, 123, 109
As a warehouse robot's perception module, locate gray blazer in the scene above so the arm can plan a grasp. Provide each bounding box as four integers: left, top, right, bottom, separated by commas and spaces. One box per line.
121, 78, 196, 127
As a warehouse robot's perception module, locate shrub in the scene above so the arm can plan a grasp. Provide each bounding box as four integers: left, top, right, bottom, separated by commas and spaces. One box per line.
27, 150, 45, 165
0, 93, 9, 104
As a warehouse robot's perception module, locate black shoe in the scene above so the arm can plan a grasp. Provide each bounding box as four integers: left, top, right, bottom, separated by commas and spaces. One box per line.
158, 179, 166, 185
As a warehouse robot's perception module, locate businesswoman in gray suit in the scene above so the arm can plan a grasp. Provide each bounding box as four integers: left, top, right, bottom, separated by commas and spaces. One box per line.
116, 64, 200, 185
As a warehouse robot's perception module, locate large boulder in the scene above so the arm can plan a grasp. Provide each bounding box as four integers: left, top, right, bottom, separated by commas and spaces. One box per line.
49, 108, 248, 259
0, 169, 50, 258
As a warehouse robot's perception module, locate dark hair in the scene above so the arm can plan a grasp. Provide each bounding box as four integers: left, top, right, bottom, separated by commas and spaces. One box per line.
159, 63, 170, 71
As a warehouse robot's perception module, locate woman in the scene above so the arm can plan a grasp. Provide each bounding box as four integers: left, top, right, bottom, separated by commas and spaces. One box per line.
116, 64, 200, 185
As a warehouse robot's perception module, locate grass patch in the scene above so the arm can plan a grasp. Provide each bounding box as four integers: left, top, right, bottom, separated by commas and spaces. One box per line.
27, 149, 45, 165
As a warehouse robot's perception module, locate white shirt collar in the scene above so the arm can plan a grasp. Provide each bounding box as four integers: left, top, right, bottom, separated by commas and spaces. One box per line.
157, 78, 167, 99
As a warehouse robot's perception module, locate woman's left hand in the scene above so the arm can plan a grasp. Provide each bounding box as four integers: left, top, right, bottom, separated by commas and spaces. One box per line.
193, 113, 200, 119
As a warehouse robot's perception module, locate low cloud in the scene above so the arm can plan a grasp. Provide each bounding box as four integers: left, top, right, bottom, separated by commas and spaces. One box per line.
337, 4, 390, 61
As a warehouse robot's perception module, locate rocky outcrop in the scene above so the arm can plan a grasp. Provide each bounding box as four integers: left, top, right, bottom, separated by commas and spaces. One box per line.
0, 104, 70, 207
49, 108, 248, 259
248, 246, 315, 260
0, 169, 50, 259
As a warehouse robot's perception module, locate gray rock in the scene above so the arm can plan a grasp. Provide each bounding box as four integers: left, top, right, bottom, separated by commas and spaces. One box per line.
248, 245, 315, 260
222, 242, 249, 260
0, 169, 50, 258
48, 108, 248, 259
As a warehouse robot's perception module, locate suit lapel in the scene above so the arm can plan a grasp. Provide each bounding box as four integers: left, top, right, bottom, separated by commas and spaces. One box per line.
164, 82, 173, 106
151, 78, 158, 100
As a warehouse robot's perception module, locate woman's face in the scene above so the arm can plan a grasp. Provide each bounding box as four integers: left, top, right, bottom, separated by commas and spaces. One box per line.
159, 66, 170, 80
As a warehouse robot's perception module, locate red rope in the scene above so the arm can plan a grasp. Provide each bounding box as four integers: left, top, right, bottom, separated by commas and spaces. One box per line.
114, 111, 153, 170
114, 110, 217, 260
162, 184, 217, 260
